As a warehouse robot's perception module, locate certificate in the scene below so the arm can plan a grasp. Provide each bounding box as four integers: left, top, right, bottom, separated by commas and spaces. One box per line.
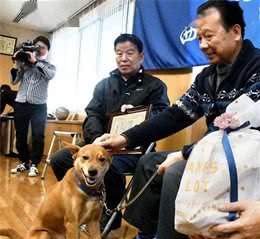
107, 105, 151, 154
0, 35, 17, 56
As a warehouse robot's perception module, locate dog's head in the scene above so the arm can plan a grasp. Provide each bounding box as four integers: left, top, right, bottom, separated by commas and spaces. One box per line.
64, 142, 112, 187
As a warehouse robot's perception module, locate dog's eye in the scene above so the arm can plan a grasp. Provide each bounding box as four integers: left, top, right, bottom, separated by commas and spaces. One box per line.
82, 156, 89, 160
99, 157, 106, 162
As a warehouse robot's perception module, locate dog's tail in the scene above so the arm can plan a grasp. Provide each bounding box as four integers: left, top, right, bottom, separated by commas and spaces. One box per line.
0, 228, 24, 239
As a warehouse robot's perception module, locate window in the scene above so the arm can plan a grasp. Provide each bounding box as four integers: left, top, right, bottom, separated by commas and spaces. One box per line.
48, 0, 134, 113
48, 27, 80, 113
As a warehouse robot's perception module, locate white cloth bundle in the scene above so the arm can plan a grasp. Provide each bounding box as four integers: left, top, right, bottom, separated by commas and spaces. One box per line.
175, 95, 260, 238
227, 94, 260, 128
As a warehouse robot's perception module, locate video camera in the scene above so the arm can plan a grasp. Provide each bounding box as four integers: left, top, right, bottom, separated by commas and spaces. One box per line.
12, 40, 42, 64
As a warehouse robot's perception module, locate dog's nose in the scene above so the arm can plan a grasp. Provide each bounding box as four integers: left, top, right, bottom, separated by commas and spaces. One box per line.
88, 169, 98, 177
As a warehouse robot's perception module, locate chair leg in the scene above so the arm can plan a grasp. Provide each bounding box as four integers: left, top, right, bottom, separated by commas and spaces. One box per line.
58, 137, 62, 149
41, 135, 56, 180
41, 161, 48, 180
72, 134, 77, 145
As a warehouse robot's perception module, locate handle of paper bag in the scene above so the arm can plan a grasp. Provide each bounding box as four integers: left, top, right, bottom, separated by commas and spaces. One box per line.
222, 121, 250, 221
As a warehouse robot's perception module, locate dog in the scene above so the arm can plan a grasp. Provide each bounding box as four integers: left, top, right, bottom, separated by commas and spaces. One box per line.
0, 143, 112, 239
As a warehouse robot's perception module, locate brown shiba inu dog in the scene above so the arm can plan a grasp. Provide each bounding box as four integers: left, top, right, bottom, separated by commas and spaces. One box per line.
0, 144, 111, 239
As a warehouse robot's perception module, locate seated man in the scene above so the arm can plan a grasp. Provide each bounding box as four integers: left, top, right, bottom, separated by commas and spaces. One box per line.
51, 33, 170, 230
95, 1, 260, 238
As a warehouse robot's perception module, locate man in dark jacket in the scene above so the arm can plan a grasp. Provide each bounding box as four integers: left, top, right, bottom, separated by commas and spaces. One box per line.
51, 33, 170, 230
96, 2, 260, 239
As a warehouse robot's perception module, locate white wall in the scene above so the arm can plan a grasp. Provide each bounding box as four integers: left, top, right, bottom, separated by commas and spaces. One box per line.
0, 22, 49, 45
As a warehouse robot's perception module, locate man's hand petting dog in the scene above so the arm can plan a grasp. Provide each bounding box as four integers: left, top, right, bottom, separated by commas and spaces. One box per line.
93, 133, 128, 149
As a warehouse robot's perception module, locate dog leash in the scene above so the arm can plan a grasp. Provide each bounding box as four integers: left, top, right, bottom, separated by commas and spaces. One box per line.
103, 169, 159, 215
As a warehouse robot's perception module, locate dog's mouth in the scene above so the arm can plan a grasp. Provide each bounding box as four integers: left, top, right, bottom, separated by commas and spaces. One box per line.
81, 169, 97, 187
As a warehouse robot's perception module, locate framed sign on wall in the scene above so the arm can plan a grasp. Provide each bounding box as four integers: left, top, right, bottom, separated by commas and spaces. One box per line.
0, 35, 17, 56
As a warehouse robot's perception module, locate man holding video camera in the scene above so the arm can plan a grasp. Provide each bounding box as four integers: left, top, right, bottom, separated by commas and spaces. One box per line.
10, 36, 56, 177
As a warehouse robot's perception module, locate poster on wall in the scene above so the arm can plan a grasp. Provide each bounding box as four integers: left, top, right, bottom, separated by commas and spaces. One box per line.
0, 35, 17, 56
133, 0, 260, 70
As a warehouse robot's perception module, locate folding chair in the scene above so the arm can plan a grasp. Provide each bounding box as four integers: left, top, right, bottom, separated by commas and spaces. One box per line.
41, 130, 81, 180
101, 142, 155, 238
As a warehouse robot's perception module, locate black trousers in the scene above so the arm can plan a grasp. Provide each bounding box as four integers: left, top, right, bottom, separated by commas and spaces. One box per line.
14, 102, 47, 166
124, 152, 189, 239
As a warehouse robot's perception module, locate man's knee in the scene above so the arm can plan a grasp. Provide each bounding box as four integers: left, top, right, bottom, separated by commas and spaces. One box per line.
50, 148, 73, 181
138, 152, 169, 173
164, 160, 187, 183
137, 152, 158, 172
50, 148, 72, 168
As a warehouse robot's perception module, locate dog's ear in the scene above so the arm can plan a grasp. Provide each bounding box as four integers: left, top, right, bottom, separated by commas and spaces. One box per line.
62, 142, 81, 159
106, 152, 113, 164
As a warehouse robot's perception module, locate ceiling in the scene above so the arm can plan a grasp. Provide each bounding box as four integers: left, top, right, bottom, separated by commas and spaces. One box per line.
0, 0, 93, 33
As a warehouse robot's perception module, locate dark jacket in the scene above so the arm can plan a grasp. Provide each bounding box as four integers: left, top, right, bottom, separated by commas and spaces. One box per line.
123, 40, 260, 155
83, 68, 170, 143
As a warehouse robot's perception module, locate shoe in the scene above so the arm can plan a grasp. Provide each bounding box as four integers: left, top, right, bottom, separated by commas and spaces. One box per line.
28, 164, 39, 177
10, 163, 30, 174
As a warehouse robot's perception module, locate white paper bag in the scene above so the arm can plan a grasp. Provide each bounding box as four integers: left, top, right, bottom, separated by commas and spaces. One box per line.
175, 95, 260, 238
226, 94, 260, 128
